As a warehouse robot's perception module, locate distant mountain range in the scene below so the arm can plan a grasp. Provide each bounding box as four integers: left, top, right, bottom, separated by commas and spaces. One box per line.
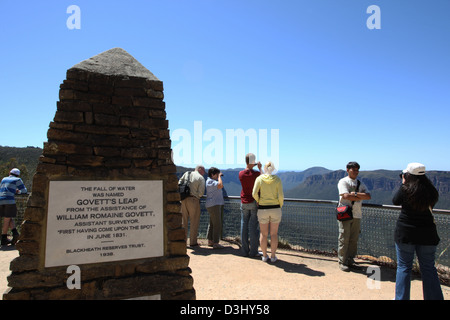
177, 166, 450, 210
2, 146, 450, 210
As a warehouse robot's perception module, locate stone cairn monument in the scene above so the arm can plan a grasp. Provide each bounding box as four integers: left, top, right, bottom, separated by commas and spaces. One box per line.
3, 48, 194, 300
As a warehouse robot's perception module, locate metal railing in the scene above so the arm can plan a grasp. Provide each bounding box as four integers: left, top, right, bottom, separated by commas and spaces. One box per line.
198, 196, 450, 270
8, 194, 450, 271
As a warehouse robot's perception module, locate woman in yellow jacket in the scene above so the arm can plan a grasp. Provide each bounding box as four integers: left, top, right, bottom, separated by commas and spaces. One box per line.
252, 161, 284, 262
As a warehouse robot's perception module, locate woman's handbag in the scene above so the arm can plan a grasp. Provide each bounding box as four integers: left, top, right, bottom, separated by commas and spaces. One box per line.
336, 180, 360, 221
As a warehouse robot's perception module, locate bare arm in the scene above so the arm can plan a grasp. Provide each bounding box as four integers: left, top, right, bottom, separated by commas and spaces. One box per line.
217, 173, 223, 189
342, 192, 371, 201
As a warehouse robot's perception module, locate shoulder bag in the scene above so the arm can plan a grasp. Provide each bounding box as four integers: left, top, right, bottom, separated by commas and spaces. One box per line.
336, 180, 360, 221
178, 171, 192, 200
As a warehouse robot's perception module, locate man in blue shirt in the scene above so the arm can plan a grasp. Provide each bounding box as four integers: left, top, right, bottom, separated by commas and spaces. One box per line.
1, 168, 27, 246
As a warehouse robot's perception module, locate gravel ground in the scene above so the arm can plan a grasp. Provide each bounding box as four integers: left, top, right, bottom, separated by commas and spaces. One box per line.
1, 241, 449, 300
187, 240, 449, 300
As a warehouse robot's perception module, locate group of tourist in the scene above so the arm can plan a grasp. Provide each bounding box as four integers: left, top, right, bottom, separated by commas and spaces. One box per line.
178, 153, 284, 261
178, 157, 444, 300
0, 158, 444, 300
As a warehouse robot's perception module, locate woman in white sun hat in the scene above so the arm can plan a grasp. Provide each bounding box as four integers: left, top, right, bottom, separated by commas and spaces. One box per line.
393, 162, 443, 300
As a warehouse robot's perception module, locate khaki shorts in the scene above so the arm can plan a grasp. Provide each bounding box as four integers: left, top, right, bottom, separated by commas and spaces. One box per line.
257, 208, 282, 224
0, 204, 17, 218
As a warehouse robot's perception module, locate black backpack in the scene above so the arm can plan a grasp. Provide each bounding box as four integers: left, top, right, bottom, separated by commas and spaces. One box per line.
178, 171, 192, 200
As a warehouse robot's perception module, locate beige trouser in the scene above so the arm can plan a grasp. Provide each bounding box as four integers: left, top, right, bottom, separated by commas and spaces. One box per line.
338, 218, 361, 265
181, 196, 201, 245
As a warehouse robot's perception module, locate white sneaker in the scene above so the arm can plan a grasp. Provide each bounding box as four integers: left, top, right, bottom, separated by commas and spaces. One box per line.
271, 256, 278, 263
262, 255, 269, 262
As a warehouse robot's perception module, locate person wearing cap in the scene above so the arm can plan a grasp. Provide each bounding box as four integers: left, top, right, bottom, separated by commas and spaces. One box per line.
393, 162, 443, 300
252, 161, 284, 262
238, 153, 263, 257
337, 162, 371, 271
0, 168, 27, 246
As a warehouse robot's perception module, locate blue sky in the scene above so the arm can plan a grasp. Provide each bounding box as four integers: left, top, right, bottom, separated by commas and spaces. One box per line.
1, 1, 449, 171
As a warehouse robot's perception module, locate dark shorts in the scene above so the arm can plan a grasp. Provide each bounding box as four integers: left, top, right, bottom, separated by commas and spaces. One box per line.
0, 204, 17, 218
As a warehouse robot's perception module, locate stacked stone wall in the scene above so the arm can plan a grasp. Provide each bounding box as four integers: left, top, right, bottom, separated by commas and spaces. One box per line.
3, 48, 193, 300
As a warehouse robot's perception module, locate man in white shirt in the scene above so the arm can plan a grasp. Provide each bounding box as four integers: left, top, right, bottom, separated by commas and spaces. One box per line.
179, 165, 206, 247
337, 162, 371, 271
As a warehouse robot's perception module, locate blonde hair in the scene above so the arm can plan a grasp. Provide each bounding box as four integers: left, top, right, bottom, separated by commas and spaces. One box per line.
264, 161, 276, 174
